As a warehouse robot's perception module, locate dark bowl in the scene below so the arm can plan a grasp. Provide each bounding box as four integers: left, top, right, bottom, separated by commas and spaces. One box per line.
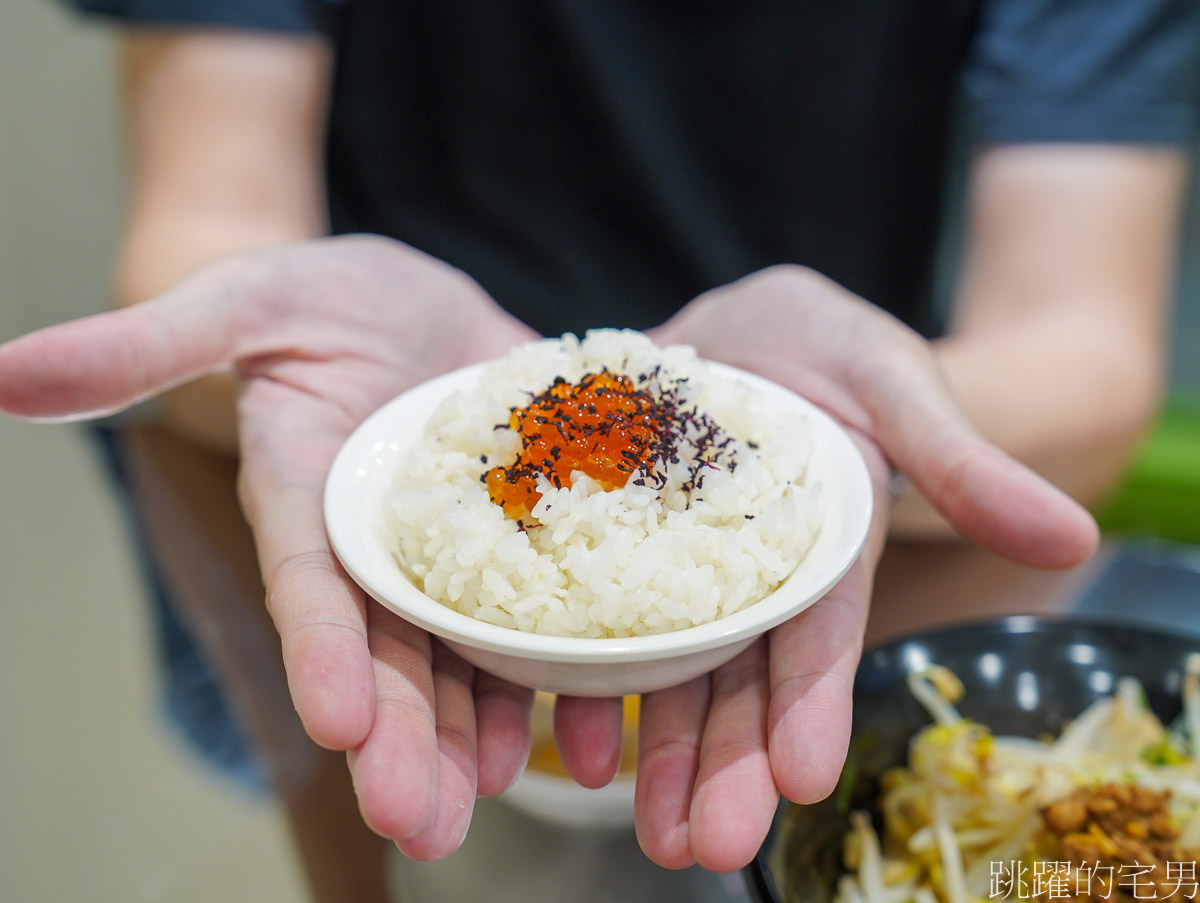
744, 616, 1200, 903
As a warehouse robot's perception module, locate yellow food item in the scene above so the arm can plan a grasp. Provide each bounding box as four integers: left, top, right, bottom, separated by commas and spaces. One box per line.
836, 666, 1200, 903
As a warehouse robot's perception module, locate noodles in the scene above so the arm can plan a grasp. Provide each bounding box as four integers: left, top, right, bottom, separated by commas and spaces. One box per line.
906, 666, 964, 727
1185, 653, 1200, 759
835, 666, 1200, 903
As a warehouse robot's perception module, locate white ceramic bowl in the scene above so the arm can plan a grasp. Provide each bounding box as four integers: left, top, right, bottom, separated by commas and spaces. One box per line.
324, 359, 873, 696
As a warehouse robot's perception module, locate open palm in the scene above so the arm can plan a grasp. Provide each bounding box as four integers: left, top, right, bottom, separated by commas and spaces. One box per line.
630, 265, 1098, 870
0, 236, 550, 858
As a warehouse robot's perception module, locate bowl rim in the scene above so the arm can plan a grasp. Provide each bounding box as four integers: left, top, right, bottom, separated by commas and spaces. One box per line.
324, 356, 874, 663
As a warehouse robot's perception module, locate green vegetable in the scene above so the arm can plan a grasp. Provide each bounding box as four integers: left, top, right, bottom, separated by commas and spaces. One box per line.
833, 761, 858, 816
1141, 736, 1189, 765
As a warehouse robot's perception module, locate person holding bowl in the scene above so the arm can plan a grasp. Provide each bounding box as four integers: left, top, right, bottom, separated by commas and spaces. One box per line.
1, 1, 1195, 900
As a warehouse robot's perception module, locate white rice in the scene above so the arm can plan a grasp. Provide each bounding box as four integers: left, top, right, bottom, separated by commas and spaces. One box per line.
387, 329, 823, 638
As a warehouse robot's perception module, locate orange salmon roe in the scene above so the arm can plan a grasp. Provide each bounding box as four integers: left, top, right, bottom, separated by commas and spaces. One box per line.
484, 370, 668, 522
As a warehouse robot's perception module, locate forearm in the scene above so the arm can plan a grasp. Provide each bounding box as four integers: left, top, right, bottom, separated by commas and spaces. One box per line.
937, 310, 1162, 496
117, 31, 331, 452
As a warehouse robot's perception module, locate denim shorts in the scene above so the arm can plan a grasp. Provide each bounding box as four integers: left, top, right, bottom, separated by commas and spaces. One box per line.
90, 425, 266, 791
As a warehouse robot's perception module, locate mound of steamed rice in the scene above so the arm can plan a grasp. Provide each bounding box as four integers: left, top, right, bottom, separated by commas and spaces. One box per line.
386, 329, 823, 638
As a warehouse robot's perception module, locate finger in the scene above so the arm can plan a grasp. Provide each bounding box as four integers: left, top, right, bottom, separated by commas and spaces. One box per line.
553, 695, 624, 788
766, 559, 872, 806
888, 421, 1097, 569
0, 259, 248, 420
767, 432, 887, 805
265, 532, 377, 751
634, 676, 709, 870
848, 326, 1098, 569
688, 639, 778, 873
348, 608, 440, 844
235, 392, 377, 750
474, 672, 534, 797
395, 643, 481, 861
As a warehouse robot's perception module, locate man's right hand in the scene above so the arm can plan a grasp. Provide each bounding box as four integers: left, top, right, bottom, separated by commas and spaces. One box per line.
0, 235, 566, 859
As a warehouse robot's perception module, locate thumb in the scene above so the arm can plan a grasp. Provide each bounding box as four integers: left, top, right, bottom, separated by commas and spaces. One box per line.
0, 259, 249, 422
860, 349, 1099, 570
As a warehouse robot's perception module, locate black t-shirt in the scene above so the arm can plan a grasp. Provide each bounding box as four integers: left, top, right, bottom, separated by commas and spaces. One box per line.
323, 1, 982, 338
70, 0, 1200, 337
